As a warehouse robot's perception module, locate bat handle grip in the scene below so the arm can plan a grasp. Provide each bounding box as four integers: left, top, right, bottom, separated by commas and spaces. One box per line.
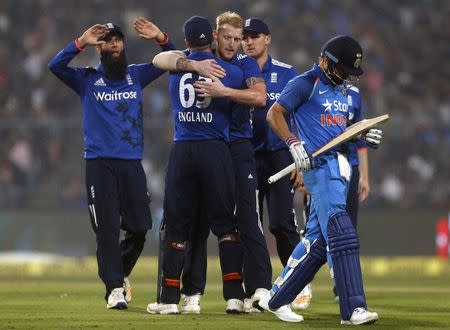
268, 163, 296, 184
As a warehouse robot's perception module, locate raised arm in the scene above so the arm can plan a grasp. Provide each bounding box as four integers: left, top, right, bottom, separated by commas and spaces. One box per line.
153, 51, 226, 78
133, 17, 175, 51
48, 24, 107, 93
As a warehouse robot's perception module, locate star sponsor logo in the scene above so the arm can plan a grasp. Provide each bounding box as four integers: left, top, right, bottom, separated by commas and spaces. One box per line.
322, 99, 332, 112
322, 99, 348, 113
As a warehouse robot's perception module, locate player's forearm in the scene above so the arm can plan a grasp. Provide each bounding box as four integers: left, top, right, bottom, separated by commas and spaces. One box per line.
357, 147, 369, 181
152, 51, 185, 71
48, 41, 80, 74
223, 85, 266, 107
267, 102, 293, 141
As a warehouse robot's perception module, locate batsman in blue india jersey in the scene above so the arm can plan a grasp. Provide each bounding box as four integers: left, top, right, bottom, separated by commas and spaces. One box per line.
241, 18, 302, 269
146, 16, 247, 315
258, 35, 383, 325
48, 20, 175, 309
295, 86, 373, 308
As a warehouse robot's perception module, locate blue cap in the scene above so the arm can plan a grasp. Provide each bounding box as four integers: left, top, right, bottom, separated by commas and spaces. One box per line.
183, 16, 213, 47
99, 23, 124, 41
243, 18, 270, 35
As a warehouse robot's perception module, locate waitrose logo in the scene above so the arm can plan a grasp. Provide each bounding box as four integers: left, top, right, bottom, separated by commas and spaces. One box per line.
94, 91, 137, 101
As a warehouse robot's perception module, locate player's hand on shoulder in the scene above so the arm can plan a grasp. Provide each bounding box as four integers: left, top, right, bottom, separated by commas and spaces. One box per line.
78, 24, 107, 47
360, 128, 383, 149
133, 17, 163, 41
194, 75, 227, 98
285, 136, 312, 172
194, 59, 226, 79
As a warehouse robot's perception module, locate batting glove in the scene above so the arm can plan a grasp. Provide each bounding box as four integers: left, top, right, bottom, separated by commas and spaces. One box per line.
360, 128, 383, 149
286, 135, 312, 172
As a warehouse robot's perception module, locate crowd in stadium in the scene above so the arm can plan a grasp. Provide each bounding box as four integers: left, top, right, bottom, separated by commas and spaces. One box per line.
0, 0, 448, 210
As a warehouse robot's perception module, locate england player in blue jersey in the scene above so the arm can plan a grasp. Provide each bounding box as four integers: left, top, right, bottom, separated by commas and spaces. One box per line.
241, 18, 302, 273
258, 36, 382, 325
146, 16, 247, 315
153, 12, 272, 314
48, 20, 175, 309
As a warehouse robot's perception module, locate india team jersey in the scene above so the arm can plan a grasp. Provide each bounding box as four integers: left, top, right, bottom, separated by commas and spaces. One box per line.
229, 54, 263, 141
277, 64, 350, 155
169, 51, 244, 142
346, 86, 367, 166
252, 56, 299, 151
48, 40, 174, 159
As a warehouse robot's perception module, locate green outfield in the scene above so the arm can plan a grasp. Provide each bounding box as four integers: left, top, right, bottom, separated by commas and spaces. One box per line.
0, 257, 449, 329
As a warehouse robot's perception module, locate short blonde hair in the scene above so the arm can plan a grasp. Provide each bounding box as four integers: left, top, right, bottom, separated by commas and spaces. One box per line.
216, 11, 243, 30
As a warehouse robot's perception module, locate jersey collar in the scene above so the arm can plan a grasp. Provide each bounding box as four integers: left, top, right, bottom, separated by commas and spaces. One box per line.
312, 63, 332, 85
261, 55, 272, 73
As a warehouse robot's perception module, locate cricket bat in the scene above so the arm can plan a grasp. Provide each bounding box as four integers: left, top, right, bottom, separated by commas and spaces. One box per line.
267, 114, 389, 184
156, 217, 166, 303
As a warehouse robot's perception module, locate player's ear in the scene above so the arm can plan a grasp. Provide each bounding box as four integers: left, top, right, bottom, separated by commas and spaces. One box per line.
265, 35, 271, 46
213, 29, 218, 40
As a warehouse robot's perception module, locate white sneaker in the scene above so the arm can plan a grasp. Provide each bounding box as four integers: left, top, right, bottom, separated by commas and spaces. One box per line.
257, 291, 271, 311
258, 291, 303, 322
291, 283, 312, 310
147, 302, 179, 314
243, 298, 261, 313
341, 307, 379, 325
181, 294, 201, 314
226, 299, 244, 314
123, 277, 132, 303
273, 305, 304, 323
251, 288, 269, 310
106, 288, 128, 309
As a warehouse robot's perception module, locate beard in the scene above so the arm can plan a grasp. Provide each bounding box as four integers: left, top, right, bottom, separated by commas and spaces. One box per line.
100, 49, 128, 81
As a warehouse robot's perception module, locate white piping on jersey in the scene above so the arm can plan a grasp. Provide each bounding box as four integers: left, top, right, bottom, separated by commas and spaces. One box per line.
349, 85, 359, 93
271, 59, 292, 69
308, 78, 320, 100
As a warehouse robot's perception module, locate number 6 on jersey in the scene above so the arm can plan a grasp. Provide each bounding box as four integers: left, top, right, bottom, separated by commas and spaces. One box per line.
179, 73, 212, 109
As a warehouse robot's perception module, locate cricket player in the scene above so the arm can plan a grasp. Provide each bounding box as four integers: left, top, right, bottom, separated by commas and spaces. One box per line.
258, 35, 382, 325
153, 12, 273, 314
48, 20, 175, 309
294, 87, 372, 309
241, 18, 302, 269
146, 16, 246, 315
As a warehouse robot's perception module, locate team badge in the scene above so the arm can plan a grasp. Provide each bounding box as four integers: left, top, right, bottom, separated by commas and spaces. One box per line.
271, 72, 277, 83
354, 53, 362, 68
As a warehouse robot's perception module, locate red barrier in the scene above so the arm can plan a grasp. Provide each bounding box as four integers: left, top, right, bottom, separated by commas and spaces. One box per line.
436, 217, 448, 259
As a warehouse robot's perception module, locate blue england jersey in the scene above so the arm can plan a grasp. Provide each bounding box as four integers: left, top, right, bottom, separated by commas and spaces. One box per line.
169, 51, 244, 142
229, 54, 263, 142
252, 56, 299, 151
346, 86, 367, 166
277, 64, 350, 155
48, 40, 174, 159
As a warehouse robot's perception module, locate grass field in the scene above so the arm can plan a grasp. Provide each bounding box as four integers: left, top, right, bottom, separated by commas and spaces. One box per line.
1, 257, 449, 329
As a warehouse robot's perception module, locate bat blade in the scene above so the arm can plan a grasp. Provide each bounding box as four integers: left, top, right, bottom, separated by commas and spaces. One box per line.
311, 114, 389, 157
268, 114, 389, 184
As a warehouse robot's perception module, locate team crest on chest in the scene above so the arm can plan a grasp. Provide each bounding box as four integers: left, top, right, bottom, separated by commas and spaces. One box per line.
270, 72, 277, 83
126, 74, 133, 85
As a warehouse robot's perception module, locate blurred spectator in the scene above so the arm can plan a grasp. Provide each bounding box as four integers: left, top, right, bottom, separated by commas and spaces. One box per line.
0, 0, 448, 210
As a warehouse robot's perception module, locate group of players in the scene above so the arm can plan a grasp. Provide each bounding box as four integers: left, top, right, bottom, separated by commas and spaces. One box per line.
49, 10, 383, 326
